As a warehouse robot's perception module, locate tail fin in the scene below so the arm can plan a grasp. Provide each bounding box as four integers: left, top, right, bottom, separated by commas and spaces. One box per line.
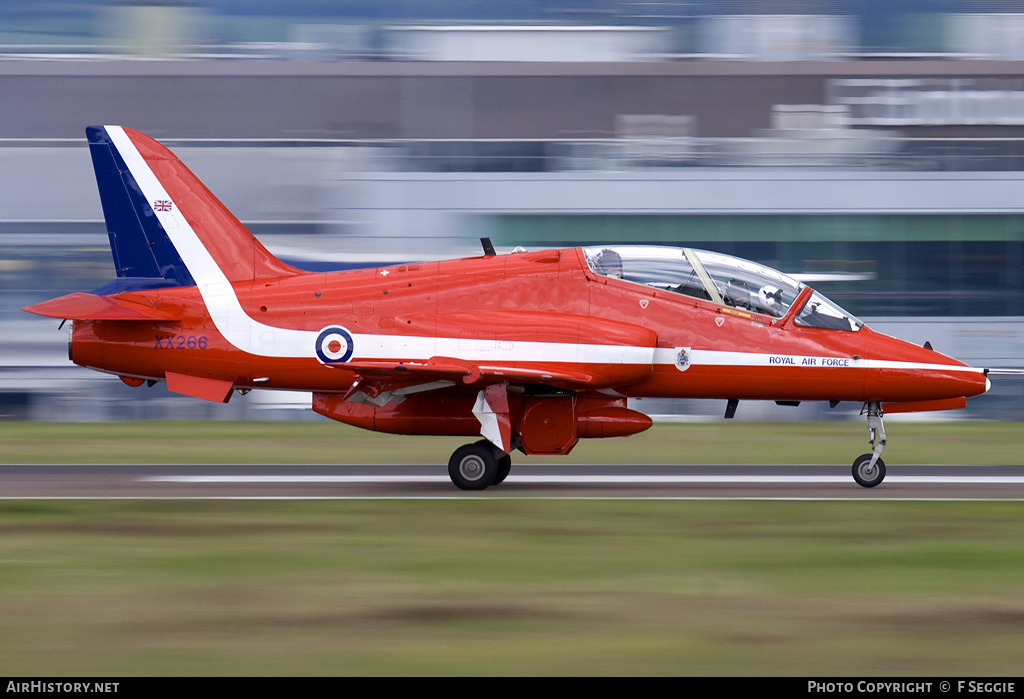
87, 125, 300, 292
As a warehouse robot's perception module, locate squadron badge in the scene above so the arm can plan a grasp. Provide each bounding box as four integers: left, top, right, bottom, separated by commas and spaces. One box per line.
674, 347, 691, 372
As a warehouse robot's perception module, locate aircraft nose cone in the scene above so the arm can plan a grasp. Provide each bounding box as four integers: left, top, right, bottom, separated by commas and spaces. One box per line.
862, 329, 989, 402
911, 345, 988, 400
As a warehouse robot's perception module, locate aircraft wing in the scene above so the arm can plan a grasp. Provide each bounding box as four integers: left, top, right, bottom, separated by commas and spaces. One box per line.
21, 292, 181, 322
333, 352, 640, 412
339, 357, 596, 389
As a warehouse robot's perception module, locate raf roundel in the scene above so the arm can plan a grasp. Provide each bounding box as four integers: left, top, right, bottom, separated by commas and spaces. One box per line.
315, 326, 354, 364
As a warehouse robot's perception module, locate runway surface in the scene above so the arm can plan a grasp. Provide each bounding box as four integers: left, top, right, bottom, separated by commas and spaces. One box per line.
2, 463, 1024, 499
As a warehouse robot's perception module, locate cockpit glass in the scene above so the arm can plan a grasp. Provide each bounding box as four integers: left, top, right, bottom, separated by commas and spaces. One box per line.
584, 245, 861, 331
584, 246, 711, 301
689, 250, 804, 318
584, 245, 805, 318
794, 291, 863, 332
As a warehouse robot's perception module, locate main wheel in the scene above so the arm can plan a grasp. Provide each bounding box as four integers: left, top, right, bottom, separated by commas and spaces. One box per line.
449, 443, 499, 490
492, 454, 512, 485
852, 453, 886, 488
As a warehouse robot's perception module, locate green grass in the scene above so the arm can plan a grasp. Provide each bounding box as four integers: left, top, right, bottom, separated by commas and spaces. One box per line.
0, 500, 1023, 675
0, 420, 1022, 465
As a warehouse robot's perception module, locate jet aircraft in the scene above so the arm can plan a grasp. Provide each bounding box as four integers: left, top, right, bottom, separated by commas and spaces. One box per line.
23, 126, 994, 490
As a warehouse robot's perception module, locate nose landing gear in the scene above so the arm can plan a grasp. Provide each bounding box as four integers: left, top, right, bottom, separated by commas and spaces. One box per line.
853, 401, 886, 488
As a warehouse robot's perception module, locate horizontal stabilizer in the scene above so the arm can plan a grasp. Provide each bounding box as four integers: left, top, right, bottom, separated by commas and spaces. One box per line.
21, 292, 181, 322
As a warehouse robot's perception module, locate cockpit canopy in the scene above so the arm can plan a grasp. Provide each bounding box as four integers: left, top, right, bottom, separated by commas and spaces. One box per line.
583, 245, 862, 332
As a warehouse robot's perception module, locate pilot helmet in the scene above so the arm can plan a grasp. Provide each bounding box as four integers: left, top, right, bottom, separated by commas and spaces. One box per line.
594, 249, 623, 278
759, 285, 782, 308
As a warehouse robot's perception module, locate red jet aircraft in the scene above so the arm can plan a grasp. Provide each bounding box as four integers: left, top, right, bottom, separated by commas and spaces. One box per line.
24, 126, 993, 489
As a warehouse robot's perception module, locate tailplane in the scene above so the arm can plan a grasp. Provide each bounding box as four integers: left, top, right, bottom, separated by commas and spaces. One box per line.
86, 125, 299, 293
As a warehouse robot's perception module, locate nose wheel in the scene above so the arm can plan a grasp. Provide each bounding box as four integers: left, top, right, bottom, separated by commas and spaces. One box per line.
852, 453, 886, 488
853, 401, 887, 487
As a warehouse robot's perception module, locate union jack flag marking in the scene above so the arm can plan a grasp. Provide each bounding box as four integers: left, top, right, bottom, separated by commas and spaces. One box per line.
153, 200, 173, 212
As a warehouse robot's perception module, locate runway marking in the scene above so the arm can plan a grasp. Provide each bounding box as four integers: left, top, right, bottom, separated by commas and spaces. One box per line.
140, 475, 1024, 485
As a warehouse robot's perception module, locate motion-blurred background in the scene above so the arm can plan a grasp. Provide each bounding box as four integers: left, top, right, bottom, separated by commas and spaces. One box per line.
2, 0, 1022, 422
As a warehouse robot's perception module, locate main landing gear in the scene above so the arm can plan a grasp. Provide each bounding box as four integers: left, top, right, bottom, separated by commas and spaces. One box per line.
852, 401, 886, 488
448, 440, 512, 490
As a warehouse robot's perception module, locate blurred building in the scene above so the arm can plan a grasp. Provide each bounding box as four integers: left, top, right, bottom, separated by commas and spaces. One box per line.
1, 1, 1022, 421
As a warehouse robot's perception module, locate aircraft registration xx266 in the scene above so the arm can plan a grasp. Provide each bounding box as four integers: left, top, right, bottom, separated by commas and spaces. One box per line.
23, 126, 994, 490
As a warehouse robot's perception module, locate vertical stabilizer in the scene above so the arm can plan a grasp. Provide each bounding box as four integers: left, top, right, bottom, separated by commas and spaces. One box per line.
87, 125, 301, 290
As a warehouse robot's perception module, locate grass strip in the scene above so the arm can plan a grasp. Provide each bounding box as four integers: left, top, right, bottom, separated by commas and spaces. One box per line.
1, 499, 1023, 675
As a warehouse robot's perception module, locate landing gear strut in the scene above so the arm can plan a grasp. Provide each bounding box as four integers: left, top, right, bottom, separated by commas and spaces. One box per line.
852, 401, 886, 488
448, 440, 511, 490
